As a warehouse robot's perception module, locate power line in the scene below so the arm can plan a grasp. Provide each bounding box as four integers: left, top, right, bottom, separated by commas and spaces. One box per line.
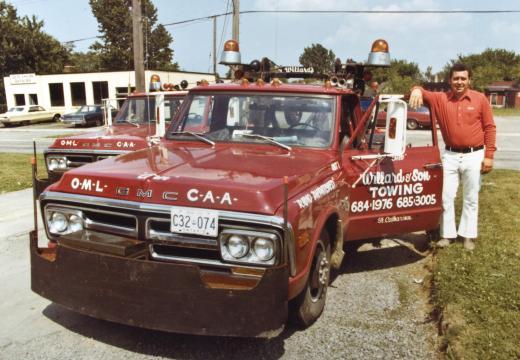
161, 9, 520, 27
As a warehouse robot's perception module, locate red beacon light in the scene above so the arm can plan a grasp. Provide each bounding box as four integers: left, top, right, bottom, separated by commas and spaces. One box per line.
220, 39, 242, 65
367, 39, 391, 66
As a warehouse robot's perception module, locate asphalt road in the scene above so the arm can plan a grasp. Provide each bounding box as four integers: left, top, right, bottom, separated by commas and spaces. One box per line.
0, 121, 98, 153
1, 117, 518, 171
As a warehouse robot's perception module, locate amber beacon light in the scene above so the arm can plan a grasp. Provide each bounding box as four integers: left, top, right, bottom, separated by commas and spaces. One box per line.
367, 39, 390, 66
220, 40, 242, 65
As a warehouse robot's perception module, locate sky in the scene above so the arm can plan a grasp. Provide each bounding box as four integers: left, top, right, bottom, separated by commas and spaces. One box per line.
11, 0, 520, 76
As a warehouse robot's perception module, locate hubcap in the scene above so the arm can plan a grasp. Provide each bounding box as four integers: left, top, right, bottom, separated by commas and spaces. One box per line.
309, 242, 330, 302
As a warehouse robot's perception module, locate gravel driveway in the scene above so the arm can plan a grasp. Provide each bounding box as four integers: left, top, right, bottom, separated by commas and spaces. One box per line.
0, 190, 438, 360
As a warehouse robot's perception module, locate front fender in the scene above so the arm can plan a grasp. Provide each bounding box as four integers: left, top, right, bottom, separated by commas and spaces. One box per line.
288, 205, 339, 299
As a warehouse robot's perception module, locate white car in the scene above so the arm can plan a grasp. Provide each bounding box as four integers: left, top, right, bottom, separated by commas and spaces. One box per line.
0, 105, 60, 127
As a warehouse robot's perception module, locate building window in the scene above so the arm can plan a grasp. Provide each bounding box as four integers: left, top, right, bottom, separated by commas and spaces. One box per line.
489, 93, 505, 106
49, 83, 65, 107
14, 94, 25, 106
70, 82, 86, 106
29, 94, 38, 105
92, 81, 109, 104
115, 86, 135, 97
115, 86, 134, 107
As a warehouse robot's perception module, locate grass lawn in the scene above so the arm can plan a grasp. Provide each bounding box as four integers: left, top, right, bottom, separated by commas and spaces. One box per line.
0, 153, 46, 194
432, 169, 520, 359
492, 108, 520, 116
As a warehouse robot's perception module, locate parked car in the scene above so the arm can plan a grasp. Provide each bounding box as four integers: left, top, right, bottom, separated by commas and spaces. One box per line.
0, 105, 60, 127
377, 105, 431, 130
61, 105, 118, 127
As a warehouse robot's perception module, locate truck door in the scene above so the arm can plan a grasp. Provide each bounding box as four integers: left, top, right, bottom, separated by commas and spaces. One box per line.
340, 95, 442, 241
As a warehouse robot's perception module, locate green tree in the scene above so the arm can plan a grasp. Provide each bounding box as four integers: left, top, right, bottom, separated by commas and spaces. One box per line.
372, 59, 422, 94
89, 0, 178, 71
0, 1, 68, 108
443, 49, 520, 91
299, 44, 336, 75
67, 51, 103, 73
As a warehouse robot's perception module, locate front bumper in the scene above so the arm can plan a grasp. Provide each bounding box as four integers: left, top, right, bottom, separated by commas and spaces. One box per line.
30, 230, 288, 337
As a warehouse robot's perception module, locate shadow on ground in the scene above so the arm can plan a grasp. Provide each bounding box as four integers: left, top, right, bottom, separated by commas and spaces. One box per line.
42, 232, 432, 359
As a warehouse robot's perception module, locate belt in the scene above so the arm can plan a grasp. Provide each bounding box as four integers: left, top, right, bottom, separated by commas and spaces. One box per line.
445, 145, 484, 153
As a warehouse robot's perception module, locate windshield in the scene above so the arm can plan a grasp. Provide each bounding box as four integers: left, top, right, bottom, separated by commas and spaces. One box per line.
115, 96, 183, 124
169, 93, 335, 148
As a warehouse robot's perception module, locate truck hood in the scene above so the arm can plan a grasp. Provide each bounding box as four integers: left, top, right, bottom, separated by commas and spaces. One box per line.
47, 124, 157, 152
50, 143, 338, 215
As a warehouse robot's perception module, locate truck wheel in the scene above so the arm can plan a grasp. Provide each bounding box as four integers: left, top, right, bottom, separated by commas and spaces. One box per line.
407, 118, 419, 130
289, 231, 331, 327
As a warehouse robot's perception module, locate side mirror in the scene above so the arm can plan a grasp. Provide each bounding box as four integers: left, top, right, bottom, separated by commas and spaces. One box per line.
382, 98, 407, 156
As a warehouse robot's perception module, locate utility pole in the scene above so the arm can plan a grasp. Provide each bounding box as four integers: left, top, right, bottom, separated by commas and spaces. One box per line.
132, 0, 145, 92
212, 16, 217, 74
232, 0, 239, 42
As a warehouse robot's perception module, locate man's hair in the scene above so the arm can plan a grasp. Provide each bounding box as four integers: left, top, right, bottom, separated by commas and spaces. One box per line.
449, 63, 472, 79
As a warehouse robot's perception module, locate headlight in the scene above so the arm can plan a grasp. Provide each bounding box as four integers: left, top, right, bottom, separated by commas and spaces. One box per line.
46, 156, 68, 171
68, 214, 84, 233
45, 207, 84, 236
48, 158, 59, 170
253, 237, 275, 261
49, 212, 68, 233
227, 235, 249, 258
219, 229, 279, 266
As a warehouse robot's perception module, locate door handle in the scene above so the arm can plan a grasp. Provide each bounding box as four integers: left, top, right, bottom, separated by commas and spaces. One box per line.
423, 162, 442, 169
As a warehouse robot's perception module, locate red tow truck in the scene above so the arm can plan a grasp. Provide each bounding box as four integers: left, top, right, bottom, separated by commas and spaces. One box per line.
30, 40, 442, 337
41, 77, 186, 187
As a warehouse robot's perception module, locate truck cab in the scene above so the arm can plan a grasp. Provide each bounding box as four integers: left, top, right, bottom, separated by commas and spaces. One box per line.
43, 88, 186, 185
30, 40, 442, 337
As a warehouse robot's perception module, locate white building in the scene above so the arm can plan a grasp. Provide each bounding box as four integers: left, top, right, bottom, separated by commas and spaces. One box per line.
3, 70, 216, 113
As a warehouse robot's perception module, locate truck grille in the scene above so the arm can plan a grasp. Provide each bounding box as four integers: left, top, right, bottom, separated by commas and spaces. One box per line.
66, 154, 118, 169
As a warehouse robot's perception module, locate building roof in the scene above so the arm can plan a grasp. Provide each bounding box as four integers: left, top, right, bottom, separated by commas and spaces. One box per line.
485, 81, 520, 91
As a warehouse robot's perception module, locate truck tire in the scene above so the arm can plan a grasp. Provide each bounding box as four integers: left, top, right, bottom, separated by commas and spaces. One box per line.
289, 231, 331, 327
407, 118, 419, 130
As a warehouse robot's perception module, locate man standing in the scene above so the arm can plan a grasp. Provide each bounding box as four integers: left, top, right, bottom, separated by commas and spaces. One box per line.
409, 63, 496, 250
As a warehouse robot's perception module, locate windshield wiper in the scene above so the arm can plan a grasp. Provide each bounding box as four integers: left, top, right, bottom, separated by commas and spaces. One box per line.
170, 131, 215, 146
240, 133, 292, 151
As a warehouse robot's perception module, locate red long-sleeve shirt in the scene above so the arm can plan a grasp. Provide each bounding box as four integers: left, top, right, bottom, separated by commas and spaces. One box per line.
418, 88, 497, 159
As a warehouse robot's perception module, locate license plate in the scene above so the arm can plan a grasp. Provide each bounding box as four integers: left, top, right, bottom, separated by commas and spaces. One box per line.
170, 206, 219, 237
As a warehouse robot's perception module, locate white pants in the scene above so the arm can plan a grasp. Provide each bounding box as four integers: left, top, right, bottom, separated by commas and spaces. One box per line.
441, 149, 484, 239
